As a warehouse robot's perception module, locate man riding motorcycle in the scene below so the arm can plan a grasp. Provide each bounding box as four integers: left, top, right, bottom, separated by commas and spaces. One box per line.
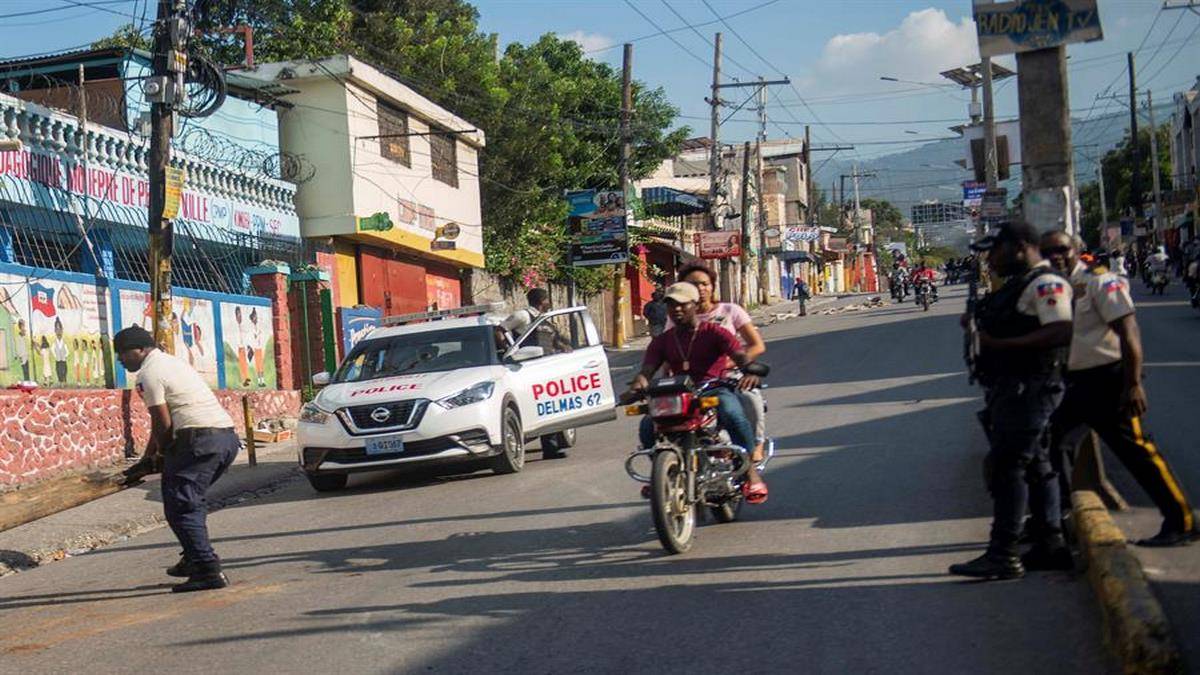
911, 260, 938, 301
1147, 246, 1170, 295
625, 281, 767, 504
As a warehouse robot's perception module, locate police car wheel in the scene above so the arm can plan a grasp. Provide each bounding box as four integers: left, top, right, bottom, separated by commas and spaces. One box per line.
490, 407, 526, 475
307, 473, 348, 492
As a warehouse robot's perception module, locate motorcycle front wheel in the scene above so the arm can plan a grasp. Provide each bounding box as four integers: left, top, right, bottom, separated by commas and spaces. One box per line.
650, 450, 696, 554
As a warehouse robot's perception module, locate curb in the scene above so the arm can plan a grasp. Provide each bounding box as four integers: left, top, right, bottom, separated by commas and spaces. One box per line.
0, 456, 302, 578
1072, 490, 1184, 674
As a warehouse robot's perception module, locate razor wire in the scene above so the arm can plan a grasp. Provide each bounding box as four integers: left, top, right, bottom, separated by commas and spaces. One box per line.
176, 125, 315, 184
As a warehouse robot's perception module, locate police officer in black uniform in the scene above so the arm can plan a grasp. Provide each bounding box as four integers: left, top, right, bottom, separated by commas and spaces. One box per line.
951, 222, 1075, 579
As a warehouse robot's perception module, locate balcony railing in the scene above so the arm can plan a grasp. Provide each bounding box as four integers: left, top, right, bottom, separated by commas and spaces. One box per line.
0, 92, 297, 217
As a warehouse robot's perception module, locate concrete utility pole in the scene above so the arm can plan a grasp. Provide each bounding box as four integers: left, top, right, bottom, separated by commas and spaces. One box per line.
1128, 52, 1143, 220
613, 42, 633, 349
1015, 45, 1074, 234
1147, 89, 1164, 243
1097, 161, 1110, 227
981, 57, 1000, 191
804, 125, 814, 226
739, 141, 752, 306
148, 0, 186, 352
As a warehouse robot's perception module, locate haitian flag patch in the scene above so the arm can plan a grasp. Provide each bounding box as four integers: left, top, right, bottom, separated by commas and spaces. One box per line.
1036, 281, 1065, 298
1102, 278, 1126, 294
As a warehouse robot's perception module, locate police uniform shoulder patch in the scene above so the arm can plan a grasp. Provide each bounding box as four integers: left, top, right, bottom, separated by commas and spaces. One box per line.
1101, 277, 1126, 294
1091, 265, 1108, 275
1036, 280, 1065, 297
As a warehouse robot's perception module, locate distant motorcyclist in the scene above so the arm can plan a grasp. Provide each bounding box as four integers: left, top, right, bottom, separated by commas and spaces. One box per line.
1147, 247, 1170, 295
911, 260, 938, 301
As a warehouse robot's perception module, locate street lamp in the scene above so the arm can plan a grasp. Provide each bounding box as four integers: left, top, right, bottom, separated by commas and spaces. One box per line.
879, 76, 958, 89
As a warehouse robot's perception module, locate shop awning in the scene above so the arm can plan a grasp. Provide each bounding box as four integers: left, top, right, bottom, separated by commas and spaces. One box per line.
641, 186, 709, 217
779, 250, 817, 263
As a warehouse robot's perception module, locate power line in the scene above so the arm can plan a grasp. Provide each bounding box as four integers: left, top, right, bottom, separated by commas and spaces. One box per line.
584, 0, 782, 53
621, 0, 711, 71
659, 0, 756, 79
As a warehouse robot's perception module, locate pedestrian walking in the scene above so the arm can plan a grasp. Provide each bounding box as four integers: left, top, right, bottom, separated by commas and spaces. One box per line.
1042, 233, 1196, 546
951, 222, 1074, 580
642, 290, 668, 337
791, 278, 811, 316
114, 326, 240, 592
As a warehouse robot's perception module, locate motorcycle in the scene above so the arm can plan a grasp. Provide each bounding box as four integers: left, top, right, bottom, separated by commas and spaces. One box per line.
1149, 270, 1169, 296
623, 363, 773, 554
914, 279, 934, 311
890, 271, 907, 302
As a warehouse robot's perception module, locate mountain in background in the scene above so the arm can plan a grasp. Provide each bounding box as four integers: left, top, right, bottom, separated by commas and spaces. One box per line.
813, 103, 1174, 221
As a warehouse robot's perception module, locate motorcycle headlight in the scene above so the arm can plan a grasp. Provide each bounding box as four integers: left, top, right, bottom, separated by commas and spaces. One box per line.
436, 381, 495, 409
300, 402, 331, 425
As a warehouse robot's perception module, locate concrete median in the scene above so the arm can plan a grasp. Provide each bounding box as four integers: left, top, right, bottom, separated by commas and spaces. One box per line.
1073, 489, 1183, 674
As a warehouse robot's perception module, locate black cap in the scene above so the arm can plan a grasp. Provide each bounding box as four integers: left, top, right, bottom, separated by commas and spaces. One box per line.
113, 326, 156, 353
969, 221, 1040, 252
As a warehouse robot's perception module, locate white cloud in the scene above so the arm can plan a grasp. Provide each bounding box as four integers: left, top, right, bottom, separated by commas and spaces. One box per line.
560, 30, 615, 54
804, 9, 980, 95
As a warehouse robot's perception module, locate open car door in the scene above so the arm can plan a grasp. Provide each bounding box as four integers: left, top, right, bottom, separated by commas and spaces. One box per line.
506, 306, 616, 437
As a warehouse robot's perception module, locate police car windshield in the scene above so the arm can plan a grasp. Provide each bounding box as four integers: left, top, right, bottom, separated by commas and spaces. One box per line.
334, 326, 496, 383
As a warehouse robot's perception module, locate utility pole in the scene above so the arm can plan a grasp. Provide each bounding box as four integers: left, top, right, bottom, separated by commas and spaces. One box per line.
148, 0, 186, 352
613, 42, 633, 349
755, 78, 770, 304
1015, 45, 1074, 234
1128, 52, 1143, 221
981, 57, 1000, 193
804, 125, 814, 227
1097, 161, 1110, 227
708, 33, 731, 300
739, 141, 752, 306
1147, 89, 1164, 245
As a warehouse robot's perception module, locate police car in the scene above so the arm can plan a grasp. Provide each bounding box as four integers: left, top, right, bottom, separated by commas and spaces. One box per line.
297, 303, 617, 491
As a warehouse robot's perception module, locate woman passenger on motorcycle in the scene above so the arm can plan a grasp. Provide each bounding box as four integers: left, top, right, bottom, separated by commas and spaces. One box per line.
673, 263, 769, 503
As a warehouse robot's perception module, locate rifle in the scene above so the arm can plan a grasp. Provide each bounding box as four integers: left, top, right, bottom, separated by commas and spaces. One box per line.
964, 260, 981, 385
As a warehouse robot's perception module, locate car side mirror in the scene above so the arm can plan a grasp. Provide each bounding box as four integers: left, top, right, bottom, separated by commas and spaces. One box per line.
742, 361, 770, 377
508, 345, 544, 363
312, 371, 331, 386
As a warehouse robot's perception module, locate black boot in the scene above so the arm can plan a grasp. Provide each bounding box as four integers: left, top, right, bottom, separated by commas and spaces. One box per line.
1135, 524, 1198, 548
949, 552, 1024, 580
167, 553, 221, 578
1021, 546, 1074, 571
172, 560, 230, 593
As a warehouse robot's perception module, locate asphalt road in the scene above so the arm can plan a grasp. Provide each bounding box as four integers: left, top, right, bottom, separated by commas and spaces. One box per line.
0, 286, 1112, 674
1105, 281, 1200, 668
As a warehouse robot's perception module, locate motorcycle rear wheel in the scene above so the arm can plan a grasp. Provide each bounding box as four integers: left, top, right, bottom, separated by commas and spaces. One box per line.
650, 450, 695, 554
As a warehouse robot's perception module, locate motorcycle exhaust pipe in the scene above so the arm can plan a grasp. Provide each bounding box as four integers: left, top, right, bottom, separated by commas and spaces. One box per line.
756, 438, 776, 473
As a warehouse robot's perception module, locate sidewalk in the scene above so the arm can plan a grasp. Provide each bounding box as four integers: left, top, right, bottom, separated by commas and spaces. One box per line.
0, 439, 301, 576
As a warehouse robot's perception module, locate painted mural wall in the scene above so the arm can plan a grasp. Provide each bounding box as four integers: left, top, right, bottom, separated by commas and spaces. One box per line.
0, 263, 275, 392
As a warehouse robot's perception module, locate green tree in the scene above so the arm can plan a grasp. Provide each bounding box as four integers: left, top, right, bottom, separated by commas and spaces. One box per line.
90, 23, 152, 50
1079, 124, 1173, 248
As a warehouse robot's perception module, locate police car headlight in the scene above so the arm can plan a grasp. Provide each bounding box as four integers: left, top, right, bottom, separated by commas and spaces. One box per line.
436, 381, 495, 409
300, 403, 332, 425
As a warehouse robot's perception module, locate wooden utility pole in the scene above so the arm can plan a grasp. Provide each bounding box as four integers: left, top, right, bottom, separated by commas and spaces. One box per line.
1128, 52, 1142, 221
739, 142, 751, 306
613, 42, 633, 349
1147, 89, 1164, 243
148, 0, 186, 352
709, 34, 732, 300
755, 79, 770, 305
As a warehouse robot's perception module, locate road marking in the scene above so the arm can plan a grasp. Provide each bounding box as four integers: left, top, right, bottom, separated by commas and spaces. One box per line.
1143, 362, 1200, 368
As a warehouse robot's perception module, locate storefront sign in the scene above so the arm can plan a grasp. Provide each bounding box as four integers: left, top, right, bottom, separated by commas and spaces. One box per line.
784, 226, 821, 242
0, 147, 300, 239
338, 306, 382, 356
963, 181, 986, 207
566, 188, 629, 267
975, 0, 1103, 58
694, 231, 741, 259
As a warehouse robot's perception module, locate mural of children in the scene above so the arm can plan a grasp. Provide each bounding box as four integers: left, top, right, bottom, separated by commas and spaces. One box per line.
15, 319, 30, 381
249, 308, 266, 387
234, 306, 251, 387
39, 336, 51, 385
52, 318, 69, 385
72, 338, 82, 383
180, 299, 196, 367
91, 338, 103, 384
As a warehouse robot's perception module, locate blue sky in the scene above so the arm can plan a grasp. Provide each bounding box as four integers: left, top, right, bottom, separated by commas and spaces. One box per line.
3, 0, 1198, 160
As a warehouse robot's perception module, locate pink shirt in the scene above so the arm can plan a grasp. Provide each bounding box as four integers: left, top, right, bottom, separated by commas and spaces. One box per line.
666, 303, 751, 343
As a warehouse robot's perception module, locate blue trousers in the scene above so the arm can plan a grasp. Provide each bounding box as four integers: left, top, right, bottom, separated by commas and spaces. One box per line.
982, 375, 1065, 556
639, 388, 755, 454
162, 428, 240, 564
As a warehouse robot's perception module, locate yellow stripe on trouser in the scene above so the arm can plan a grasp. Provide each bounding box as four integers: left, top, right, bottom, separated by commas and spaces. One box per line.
1130, 416, 1193, 531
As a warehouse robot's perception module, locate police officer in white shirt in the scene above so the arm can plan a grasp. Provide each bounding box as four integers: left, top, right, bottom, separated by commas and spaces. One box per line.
1041, 233, 1196, 547
114, 326, 241, 592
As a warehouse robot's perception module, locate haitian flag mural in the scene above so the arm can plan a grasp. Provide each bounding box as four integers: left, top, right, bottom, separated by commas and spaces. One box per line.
25, 277, 112, 388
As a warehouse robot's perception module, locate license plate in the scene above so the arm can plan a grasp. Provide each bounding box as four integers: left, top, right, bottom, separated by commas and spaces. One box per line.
364, 435, 405, 456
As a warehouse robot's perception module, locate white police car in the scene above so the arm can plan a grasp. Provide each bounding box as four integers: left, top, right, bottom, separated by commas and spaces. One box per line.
297, 303, 616, 491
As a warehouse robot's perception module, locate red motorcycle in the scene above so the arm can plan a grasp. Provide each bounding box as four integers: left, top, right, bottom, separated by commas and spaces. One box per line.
622, 362, 772, 554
